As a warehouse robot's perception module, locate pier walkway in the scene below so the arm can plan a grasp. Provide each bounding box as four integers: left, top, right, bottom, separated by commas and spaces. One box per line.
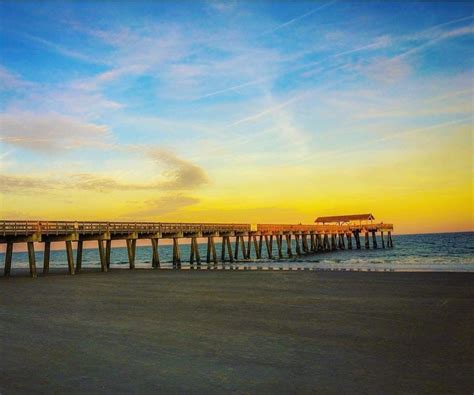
1, 218, 393, 278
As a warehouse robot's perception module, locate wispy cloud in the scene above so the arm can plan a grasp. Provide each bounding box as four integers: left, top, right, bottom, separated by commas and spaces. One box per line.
147, 149, 209, 190
0, 112, 113, 151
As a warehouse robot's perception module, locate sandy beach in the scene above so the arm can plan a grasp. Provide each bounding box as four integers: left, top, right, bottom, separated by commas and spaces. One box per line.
0, 270, 472, 393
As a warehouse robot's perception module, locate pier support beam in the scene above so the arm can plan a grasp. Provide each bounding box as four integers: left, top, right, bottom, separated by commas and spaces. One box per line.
286, 234, 293, 257
190, 237, 201, 268
206, 237, 218, 267
65, 240, 75, 275
253, 236, 261, 259
127, 239, 137, 269
234, 236, 240, 259
98, 240, 107, 272
276, 235, 283, 258
310, 234, 316, 252
354, 231, 361, 249
43, 241, 51, 275
372, 231, 378, 249
381, 232, 385, 248
246, 235, 252, 259
226, 236, 233, 264
365, 232, 370, 249
105, 239, 111, 269
151, 238, 160, 268
347, 233, 353, 249
76, 240, 83, 273
331, 234, 337, 250
4, 242, 13, 277
221, 236, 226, 262
338, 234, 345, 249
27, 242, 37, 278
240, 235, 247, 259
317, 234, 323, 251
295, 235, 302, 255
323, 234, 330, 251
302, 234, 309, 253
173, 238, 181, 269
388, 231, 393, 247
264, 235, 273, 259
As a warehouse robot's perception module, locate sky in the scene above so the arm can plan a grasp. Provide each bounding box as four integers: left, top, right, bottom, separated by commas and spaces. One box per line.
0, 0, 473, 234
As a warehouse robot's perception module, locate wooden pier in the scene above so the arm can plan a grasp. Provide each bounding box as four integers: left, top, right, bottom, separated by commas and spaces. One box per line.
1, 215, 393, 278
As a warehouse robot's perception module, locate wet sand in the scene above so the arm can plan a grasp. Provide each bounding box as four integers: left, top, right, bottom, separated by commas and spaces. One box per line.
1, 270, 473, 394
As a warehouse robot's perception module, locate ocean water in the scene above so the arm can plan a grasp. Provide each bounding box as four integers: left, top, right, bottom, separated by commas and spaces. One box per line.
1, 232, 473, 274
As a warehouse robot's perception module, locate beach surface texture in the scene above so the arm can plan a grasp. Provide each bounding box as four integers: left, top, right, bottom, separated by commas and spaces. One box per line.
1, 270, 473, 393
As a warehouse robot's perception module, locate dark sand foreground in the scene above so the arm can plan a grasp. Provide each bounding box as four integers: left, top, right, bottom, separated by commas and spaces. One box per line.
1, 270, 473, 394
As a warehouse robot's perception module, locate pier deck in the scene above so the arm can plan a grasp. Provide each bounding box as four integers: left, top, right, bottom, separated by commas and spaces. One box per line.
1, 220, 394, 277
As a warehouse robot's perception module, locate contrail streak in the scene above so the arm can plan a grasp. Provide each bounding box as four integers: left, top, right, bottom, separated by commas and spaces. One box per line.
258, 0, 338, 37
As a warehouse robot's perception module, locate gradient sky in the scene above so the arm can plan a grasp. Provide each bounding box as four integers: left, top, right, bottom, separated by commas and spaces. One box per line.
0, 1, 473, 234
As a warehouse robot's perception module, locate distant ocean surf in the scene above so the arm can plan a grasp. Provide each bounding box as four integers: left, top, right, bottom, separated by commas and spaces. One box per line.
1, 232, 473, 274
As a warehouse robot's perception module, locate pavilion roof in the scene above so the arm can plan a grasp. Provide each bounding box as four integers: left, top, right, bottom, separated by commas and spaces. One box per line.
314, 214, 375, 223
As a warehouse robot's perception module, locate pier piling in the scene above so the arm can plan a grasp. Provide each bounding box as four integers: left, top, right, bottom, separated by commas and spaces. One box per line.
372, 231, 377, 249
65, 240, 75, 275
27, 242, 37, 278
43, 241, 51, 275
4, 242, 13, 277
173, 238, 181, 269
76, 240, 83, 272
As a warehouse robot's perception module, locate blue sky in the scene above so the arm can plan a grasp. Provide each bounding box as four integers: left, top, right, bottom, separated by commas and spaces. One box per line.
0, 1, 473, 232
